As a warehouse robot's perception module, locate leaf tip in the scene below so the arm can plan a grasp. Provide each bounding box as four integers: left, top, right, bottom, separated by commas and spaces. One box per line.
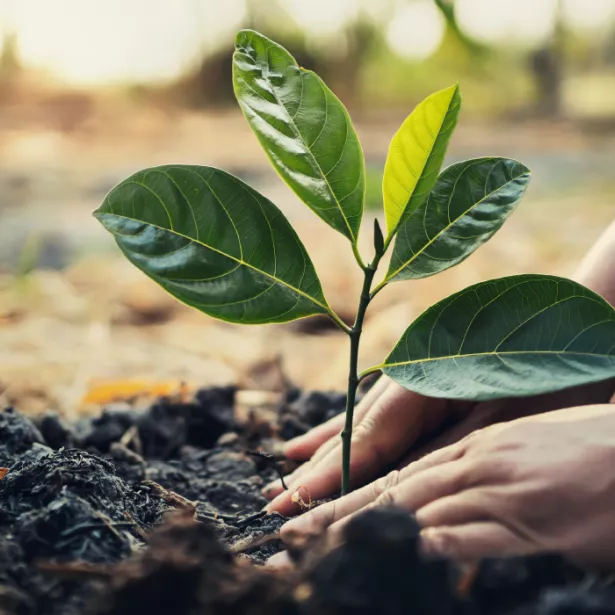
234, 29, 269, 57
234, 29, 255, 46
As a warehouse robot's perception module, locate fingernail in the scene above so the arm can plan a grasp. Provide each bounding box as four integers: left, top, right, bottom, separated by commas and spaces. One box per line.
262, 479, 282, 497
264, 491, 289, 513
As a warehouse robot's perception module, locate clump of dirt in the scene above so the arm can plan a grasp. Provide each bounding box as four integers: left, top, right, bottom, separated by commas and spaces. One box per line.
0, 387, 347, 614
301, 508, 458, 615
89, 507, 595, 615
0, 406, 46, 466
87, 512, 296, 615
0, 419, 171, 614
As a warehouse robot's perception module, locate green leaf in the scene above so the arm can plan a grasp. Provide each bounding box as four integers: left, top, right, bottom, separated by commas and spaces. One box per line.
383, 84, 461, 239
93, 165, 331, 325
233, 29, 364, 244
382, 275, 615, 400
385, 157, 531, 283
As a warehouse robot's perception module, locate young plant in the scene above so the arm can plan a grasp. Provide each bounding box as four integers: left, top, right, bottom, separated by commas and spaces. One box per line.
95, 31, 615, 496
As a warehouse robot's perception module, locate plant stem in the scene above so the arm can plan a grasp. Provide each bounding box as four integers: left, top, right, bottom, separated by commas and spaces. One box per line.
340, 257, 380, 495
370, 278, 388, 299
327, 309, 353, 334
352, 241, 367, 271
358, 364, 385, 382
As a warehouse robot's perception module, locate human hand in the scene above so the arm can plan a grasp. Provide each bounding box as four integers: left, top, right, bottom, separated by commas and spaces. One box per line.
264, 376, 614, 516
263, 377, 457, 514
276, 403, 615, 570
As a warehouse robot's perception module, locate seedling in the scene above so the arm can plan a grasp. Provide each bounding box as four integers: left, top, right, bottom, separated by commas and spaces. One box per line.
95, 31, 615, 496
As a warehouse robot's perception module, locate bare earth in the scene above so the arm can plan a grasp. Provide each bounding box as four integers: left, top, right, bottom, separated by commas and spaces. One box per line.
1, 98, 614, 416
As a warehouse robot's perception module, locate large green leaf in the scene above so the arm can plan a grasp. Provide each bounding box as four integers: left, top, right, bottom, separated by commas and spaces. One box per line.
383, 84, 461, 239
381, 275, 615, 400
233, 30, 364, 244
93, 165, 331, 324
385, 158, 531, 283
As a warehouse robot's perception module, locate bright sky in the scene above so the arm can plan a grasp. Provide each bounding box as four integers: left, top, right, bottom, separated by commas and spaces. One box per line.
1, 0, 615, 86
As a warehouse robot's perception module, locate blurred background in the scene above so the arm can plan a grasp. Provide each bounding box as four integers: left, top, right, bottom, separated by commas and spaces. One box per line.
1, 0, 615, 415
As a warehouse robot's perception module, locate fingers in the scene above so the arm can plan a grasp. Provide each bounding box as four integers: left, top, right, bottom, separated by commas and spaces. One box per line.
283, 413, 346, 462
266, 550, 292, 569
266, 388, 446, 515
284, 376, 391, 462
416, 489, 492, 528
397, 434, 470, 481
264, 378, 392, 500
421, 522, 534, 561
263, 438, 338, 501
393, 459, 479, 512
281, 452, 476, 544
322, 458, 474, 543
263, 435, 339, 499
280, 473, 402, 540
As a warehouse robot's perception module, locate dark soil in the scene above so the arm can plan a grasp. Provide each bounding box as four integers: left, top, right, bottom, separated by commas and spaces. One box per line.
0, 386, 613, 615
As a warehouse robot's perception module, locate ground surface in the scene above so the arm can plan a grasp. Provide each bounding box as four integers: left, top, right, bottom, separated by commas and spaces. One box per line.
1, 97, 615, 415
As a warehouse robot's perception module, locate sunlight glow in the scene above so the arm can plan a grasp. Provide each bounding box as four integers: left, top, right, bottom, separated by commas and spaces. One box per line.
456, 0, 557, 49
386, 0, 445, 61
6, 0, 246, 86
5, 0, 615, 87
285, 0, 358, 37
563, 0, 615, 32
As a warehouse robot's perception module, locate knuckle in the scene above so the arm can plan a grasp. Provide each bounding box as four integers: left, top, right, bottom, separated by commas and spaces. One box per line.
457, 430, 481, 455
371, 470, 401, 500
352, 420, 374, 442
370, 475, 389, 499
316, 500, 337, 527
374, 488, 397, 509
384, 470, 401, 490
445, 462, 476, 495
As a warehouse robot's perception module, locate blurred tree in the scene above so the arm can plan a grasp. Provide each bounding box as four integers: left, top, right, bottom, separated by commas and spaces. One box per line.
529, 0, 565, 117
313, 19, 379, 108
166, 0, 380, 109
433, 0, 484, 57
434, 0, 565, 118
0, 32, 21, 81
173, 46, 236, 108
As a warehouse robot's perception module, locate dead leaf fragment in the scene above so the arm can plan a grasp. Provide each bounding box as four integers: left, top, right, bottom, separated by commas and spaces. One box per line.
80, 379, 189, 407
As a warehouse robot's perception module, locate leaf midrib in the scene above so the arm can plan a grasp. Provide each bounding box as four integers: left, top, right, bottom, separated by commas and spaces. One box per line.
382, 348, 615, 370
386, 164, 527, 282
94, 211, 330, 313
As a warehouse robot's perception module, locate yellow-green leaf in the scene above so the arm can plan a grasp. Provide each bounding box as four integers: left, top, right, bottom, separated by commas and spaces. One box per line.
383, 84, 461, 238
